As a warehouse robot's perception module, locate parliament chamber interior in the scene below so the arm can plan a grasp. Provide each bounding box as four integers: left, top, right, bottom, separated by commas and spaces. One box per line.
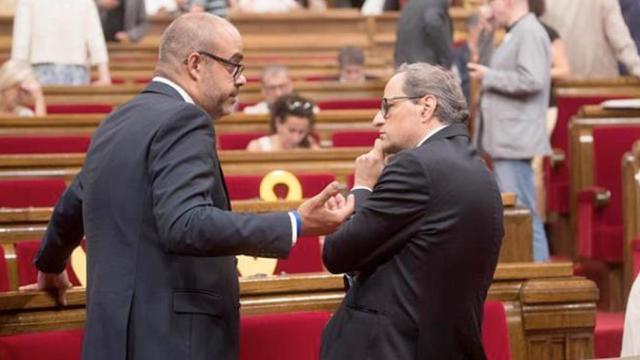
0, 0, 639, 359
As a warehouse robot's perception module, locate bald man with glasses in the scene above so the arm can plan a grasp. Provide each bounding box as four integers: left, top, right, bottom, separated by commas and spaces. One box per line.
27, 13, 354, 360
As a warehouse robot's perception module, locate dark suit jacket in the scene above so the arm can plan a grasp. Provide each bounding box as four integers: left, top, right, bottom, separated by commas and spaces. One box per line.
97, 0, 148, 42
320, 123, 504, 359
394, 0, 453, 68
35, 81, 292, 360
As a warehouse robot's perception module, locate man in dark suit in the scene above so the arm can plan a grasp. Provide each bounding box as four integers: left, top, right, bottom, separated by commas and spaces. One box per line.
27, 14, 354, 360
394, 0, 453, 68
320, 63, 504, 359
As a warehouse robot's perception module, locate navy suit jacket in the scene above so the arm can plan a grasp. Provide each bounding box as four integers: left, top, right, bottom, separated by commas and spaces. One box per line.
321, 123, 504, 359
35, 81, 292, 360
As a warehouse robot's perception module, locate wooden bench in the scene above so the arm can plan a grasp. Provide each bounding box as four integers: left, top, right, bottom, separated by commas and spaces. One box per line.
0, 262, 597, 360
0, 110, 379, 146
39, 80, 386, 106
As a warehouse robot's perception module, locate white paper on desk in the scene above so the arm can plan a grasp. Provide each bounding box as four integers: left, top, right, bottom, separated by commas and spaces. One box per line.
601, 98, 640, 110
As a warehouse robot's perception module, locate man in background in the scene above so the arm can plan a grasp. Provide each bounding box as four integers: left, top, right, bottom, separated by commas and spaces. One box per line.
243, 64, 293, 114
469, 0, 551, 261
394, 0, 453, 68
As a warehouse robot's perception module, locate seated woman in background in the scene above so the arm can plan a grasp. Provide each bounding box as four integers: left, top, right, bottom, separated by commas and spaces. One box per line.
0, 60, 46, 117
247, 94, 319, 151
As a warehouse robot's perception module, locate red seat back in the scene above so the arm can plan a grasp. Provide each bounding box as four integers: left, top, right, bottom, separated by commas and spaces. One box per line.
482, 301, 511, 360
332, 131, 378, 147
0, 179, 67, 207
240, 311, 332, 360
274, 236, 323, 274
218, 132, 266, 150
316, 99, 379, 110
0, 329, 84, 360
46, 104, 113, 114
225, 174, 335, 200
0, 136, 91, 154
590, 126, 640, 261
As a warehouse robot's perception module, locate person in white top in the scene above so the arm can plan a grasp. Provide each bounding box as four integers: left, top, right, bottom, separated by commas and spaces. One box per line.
622, 273, 640, 356
243, 64, 293, 114
0, 60, 46, 117
247, 94, 320, 151
11, 0, 111, 86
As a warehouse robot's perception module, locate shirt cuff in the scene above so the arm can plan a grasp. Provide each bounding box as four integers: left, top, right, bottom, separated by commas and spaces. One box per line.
287, 212, 299, 246
351, 186, 373, 192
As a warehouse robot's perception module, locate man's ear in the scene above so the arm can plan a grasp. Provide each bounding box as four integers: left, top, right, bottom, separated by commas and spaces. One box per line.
420, 95, 437, 121
185, 53, 203, 81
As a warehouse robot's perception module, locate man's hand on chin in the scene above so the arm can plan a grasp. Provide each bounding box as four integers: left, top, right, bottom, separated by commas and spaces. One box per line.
354, 138, 386, 189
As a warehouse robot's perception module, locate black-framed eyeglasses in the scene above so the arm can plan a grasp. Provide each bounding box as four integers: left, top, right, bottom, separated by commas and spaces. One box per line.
190, 50, 245, 80
380, 96, 423, 118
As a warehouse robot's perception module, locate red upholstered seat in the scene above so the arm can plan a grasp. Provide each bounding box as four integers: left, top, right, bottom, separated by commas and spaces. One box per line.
15, 240, 83, 287
0, 246, 9, 292
577, 126, 640, 262
0, 328, 84, 360
218, 132, 266, 150
274, 236, 323, 274
46, 104, 113, 114
594, 311, 624, 358
225, 174, 335, 200
0, 136, 91, 154
316, 99, 379, 110
240, 311, 332, 360
482, 301, 511, 360
0, 178, 67, 207
332, 131, 379, 147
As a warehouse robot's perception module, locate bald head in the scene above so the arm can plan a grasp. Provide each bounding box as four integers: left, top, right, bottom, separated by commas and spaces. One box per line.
158, 13, 241, 70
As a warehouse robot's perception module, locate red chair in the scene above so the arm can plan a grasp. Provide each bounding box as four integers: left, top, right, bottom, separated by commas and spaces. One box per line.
15, 240, 83, 287
0, 136, 91, 154
577, 126, 640, 263
274, 236, 323, 274
482, 301, 511, 360
0, 246, 9, 292
546, 95, 632, 215
332, 131, 378, 147
46, 104, 113, 114
218, 132, 267, 150
240, 311, 332, 360
0, 178, 67, 207
225, 174, 335, 200
0, 328, 84, 360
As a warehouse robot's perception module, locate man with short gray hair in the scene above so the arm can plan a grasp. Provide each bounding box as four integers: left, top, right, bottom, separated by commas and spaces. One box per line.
243, 64, 293, 114
321, 62, 504, 359
469, 0, 551, 261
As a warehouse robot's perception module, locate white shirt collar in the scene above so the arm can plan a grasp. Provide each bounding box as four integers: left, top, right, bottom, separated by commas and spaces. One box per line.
416, 124, 449, 147
152, 76, 195, 104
